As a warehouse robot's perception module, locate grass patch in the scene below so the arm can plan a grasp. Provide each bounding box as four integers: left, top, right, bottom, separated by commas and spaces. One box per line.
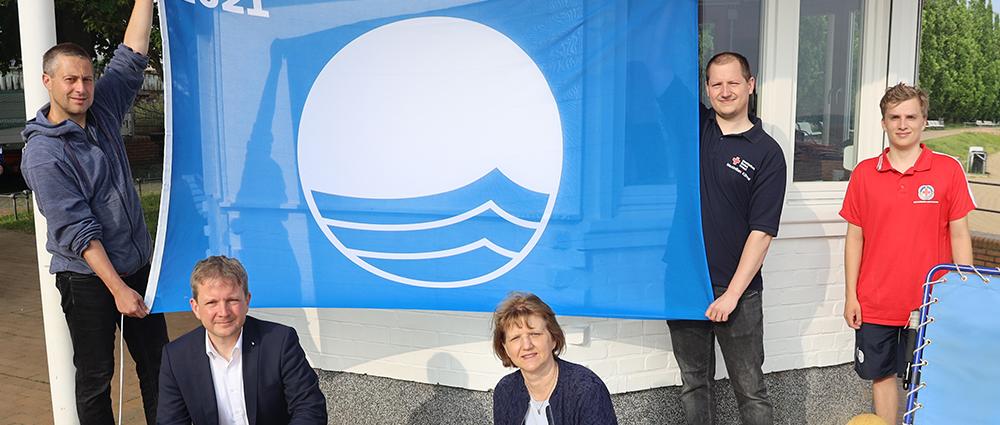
925, 132, 1000, 159
0, 211, 35, 233
141, 192, 161, 240
0, 192, 162, 238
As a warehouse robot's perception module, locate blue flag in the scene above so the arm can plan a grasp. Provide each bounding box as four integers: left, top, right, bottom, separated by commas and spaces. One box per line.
149, 0, 712, 319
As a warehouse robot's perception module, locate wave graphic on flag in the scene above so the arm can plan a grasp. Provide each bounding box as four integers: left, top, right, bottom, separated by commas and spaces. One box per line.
296, 17, 563, 289
311, 168, 550, 285
151, 0, 709, 317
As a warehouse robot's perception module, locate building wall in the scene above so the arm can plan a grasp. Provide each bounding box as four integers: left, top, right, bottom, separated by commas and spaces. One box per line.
123, 135, 164, 177
252, 235, 855, 393
972, 231, 1000, 268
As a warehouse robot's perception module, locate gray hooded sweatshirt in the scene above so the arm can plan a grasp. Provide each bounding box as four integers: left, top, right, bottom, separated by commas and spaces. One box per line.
21, 44, 152, 276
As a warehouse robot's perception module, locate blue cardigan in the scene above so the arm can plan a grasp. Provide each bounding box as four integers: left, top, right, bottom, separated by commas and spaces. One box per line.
493, 358, 618, 425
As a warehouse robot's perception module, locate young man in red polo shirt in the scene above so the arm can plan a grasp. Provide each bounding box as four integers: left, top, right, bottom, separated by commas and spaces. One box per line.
840, 83, 975, 423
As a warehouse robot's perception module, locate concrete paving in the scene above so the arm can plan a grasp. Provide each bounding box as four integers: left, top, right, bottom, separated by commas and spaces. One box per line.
0, 228, 200, 424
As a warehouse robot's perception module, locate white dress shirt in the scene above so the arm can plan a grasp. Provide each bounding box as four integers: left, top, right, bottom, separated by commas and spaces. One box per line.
205, 330, 250, 425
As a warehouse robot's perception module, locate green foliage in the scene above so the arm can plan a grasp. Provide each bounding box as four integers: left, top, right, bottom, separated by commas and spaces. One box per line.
72, 0, 164, 76
0, 0, 163, 76
0, 191, 161, 238
796, 15, 829, 119
697, 22, 716, 93
0, 210, 34, 233
920, 0, 1000, 122
0, 1, 19, 73
141, 191, 160, 240
924, 131, 1000, 160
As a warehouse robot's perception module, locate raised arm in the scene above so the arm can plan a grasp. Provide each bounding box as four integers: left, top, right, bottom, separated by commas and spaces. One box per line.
123, 0, 155, 56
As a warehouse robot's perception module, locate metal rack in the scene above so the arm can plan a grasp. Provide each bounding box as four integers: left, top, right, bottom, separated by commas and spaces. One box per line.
903, 264, 1000, 424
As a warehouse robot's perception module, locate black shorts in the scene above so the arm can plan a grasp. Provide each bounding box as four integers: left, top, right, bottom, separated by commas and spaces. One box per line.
854, 323, 907, 380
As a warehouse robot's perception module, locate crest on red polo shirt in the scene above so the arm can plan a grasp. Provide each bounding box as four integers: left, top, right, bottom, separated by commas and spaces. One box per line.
918, 184, 935, 201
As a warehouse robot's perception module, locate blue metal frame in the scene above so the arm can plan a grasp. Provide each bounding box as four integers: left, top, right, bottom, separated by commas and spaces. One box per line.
903, 264, 1000, 424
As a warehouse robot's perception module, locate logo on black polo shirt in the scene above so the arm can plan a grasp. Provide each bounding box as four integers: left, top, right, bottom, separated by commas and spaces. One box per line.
726, 156, 755, 181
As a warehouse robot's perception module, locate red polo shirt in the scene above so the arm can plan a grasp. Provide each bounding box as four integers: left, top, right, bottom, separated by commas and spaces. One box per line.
840, 145, 976, 326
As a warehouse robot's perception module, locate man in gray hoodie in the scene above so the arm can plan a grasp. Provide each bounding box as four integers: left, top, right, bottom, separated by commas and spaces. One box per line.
20, 1, 167, 424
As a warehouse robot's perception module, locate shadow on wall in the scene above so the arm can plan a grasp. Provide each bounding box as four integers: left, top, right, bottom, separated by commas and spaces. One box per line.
317, 352, 492, 425
407, 352, 491, 424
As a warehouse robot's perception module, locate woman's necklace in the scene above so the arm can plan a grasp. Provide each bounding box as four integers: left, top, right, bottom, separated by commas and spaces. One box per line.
528, 363, 560, 409
533, 377, 556, 415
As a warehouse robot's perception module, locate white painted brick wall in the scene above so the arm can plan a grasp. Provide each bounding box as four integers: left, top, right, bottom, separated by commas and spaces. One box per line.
251, 236, 856, 394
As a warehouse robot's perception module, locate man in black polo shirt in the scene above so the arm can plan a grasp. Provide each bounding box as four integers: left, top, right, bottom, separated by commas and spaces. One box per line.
667, 52, 786, 425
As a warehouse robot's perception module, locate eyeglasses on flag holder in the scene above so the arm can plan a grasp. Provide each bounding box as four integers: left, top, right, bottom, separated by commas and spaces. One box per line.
903, 264, 1000, 425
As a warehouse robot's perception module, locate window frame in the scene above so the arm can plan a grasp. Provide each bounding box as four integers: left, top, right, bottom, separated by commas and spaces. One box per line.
611, 0, 922, 240
757, 0, 920, 239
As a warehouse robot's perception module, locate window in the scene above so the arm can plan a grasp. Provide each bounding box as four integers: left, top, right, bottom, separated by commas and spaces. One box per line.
793, 0, 864, 182
698, 0, 762, 112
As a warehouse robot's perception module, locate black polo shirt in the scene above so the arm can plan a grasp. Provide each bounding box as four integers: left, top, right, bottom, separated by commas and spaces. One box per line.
699, 105, 786, 292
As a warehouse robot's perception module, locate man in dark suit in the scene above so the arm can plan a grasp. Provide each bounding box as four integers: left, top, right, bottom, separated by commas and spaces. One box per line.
157, 256, 327, 424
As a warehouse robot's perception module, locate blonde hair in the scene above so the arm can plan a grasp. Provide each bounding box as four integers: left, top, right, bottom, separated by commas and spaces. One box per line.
190, 256, 249, 300
880, 83, 929, 118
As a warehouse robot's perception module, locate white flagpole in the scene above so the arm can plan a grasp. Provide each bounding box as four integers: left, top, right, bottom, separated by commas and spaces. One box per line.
17, 1, 80, 423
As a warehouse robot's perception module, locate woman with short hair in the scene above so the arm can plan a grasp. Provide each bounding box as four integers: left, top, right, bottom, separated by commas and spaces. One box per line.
491, 292, 618, 425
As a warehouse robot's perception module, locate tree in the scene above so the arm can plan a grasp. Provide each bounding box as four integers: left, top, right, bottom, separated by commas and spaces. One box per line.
920, 0, 1000, 122
0, 0, 162, 75
0, 0, 20, 73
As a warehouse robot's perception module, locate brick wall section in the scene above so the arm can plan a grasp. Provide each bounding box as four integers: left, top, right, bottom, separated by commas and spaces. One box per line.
972, 231, 1000, 268
123, 135, 163, 178
251, 236, 858, 394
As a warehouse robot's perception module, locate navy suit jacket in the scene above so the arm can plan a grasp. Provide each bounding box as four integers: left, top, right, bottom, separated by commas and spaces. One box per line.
157, 316, 327, 425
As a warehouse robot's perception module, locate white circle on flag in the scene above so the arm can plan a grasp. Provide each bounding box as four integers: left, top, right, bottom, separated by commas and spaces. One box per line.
297, 17, 563, 288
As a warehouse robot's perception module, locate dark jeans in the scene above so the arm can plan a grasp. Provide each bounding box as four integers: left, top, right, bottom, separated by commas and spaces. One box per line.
667, 286, 773, 425
55, 264, 168, 425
